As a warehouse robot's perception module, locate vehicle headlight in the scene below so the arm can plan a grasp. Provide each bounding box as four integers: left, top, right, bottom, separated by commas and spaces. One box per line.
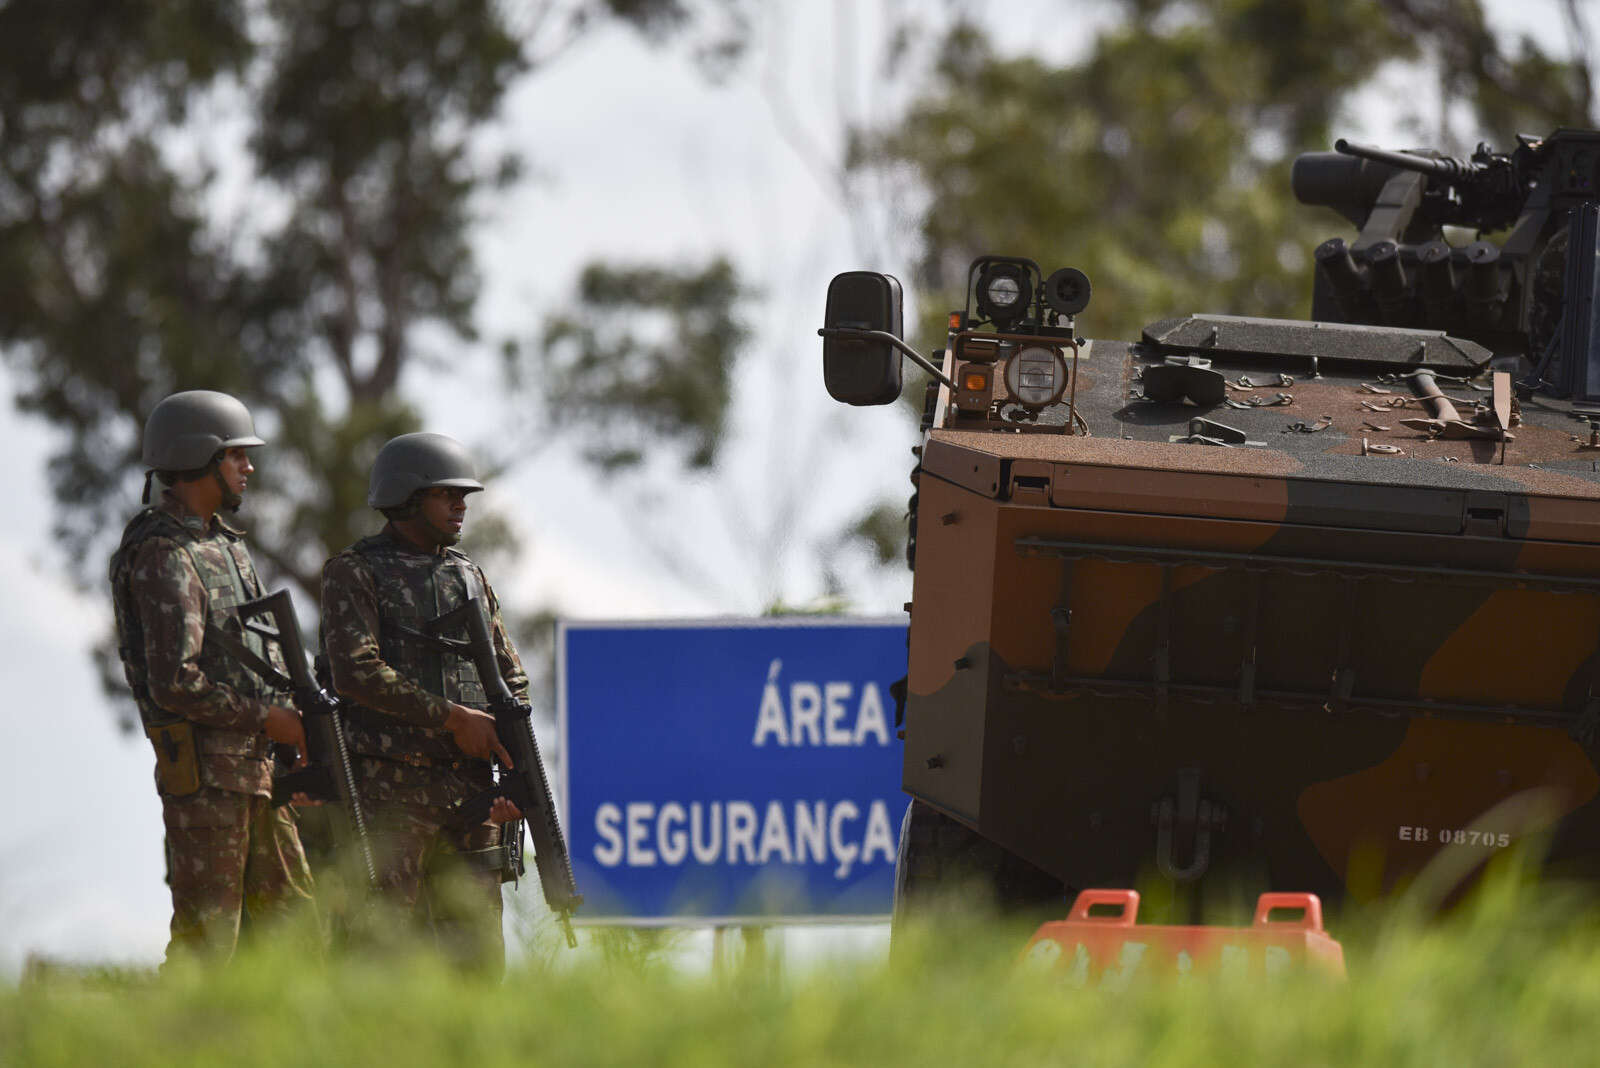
985, 274, 1021, 309
1003, 345, 1068, 407
975, 261, 1030, 327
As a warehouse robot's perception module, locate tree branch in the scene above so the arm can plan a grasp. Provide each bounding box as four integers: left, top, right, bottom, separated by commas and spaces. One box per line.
519, 0, 589, 71
366, 140, 414, 403
1381, 0, 1589, 127
329, 184, 362, 399
1559, 0, 1596, 124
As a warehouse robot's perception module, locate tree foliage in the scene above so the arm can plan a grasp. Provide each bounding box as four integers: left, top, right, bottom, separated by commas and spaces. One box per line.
851, 0, 1595, 351
534, 257, 752, 472
0, 0, 703, 600
851, 2, 1414, 347
0, 0, 712, 726
1382, 0, 1596, 139
0, 1, 254, 563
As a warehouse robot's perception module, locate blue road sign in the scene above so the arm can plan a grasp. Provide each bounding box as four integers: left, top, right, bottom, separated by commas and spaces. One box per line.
558, 618, 910, 924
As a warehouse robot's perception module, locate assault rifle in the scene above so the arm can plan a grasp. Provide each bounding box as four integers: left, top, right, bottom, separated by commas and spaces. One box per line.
209, 590, 377, 885
407, 596, 584, 947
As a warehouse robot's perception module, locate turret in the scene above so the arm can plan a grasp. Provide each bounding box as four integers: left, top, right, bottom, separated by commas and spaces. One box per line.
1293, 128, 1600, 402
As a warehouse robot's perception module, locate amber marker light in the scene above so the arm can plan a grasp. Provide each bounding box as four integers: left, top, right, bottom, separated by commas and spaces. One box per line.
963, 370, 990, 392
948, 311, 964, 331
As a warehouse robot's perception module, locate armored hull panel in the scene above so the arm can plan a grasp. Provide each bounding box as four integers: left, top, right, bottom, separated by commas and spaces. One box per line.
904, 332, 1600, 902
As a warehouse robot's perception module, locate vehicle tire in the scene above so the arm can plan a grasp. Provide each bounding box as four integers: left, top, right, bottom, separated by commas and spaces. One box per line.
891, 799, 1068, 950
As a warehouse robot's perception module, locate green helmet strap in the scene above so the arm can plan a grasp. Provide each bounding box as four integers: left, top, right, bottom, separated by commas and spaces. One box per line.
213, 461, 242, 513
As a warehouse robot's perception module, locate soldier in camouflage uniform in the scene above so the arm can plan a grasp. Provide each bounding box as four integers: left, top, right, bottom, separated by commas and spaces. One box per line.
321, 432, 524, 972
109, 390, 316, 963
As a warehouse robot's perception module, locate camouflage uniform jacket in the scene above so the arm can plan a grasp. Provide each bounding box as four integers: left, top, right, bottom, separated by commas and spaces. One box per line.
110, 491, 287, 796
320, 527, 528, 809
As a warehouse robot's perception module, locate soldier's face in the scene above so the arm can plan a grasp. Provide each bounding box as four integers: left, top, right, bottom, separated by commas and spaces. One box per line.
419, 487, 469, 547
216, 447, 254, 510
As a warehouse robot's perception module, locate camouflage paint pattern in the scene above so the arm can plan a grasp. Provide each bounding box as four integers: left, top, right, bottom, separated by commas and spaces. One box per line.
163, 787, 316, 961
320, 526, 526, 962
900, 343, 1600, 905
839, 133, 1600, 914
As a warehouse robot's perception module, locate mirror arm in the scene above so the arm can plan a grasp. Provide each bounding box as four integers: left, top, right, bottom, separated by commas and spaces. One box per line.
818, 327, 957, 390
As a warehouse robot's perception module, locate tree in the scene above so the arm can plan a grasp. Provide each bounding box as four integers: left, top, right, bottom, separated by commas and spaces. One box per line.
1382, 0, 1596, 142
0, 0, 713, 725
534, 257, 751, 473
0, 1, 255, 566
518, 253, 844, 608
850, 0, 1595, 351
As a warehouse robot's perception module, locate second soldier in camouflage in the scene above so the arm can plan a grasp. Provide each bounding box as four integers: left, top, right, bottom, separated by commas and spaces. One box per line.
320, 432, 526, 971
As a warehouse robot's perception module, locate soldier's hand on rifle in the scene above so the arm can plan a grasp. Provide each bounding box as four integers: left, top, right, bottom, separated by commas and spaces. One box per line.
444, 702, 514, 767
263, 704, 308, 767
489, 797, 523, 824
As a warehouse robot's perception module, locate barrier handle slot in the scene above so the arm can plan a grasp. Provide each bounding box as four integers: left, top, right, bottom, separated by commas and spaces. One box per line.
1068, 888, 1140, 925
1253, 892, 1324, 932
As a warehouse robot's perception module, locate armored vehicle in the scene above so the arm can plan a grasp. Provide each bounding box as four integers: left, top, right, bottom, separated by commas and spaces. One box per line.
822, 129, 1600, 926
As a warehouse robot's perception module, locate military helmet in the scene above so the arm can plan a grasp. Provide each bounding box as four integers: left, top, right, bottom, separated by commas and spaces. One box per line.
367, 432, 484, 510
142, 390, 266, 471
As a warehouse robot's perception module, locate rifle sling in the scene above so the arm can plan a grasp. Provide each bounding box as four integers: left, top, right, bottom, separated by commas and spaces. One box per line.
206, 622, 294, 692
383, 619, 470, 656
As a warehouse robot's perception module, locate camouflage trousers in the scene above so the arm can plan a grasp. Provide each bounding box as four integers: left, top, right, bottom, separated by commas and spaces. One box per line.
366, 801, 506, 974
162, 786, 316, 963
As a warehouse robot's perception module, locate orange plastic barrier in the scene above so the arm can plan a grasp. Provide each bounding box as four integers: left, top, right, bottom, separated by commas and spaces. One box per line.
1020, 889, 1346, 986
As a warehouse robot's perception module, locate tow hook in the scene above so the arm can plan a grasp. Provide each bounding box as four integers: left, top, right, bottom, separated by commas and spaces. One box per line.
1151, 768, 1228, 882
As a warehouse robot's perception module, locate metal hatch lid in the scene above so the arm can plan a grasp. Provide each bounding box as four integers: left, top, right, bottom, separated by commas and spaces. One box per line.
922, 430, 1600, 545
1142, 315, 1492, 373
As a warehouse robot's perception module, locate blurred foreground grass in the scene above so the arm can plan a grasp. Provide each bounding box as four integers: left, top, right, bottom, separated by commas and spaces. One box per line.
5, 857, 1599, 1067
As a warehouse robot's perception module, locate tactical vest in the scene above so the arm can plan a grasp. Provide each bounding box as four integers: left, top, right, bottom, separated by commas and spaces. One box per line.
109, 505, 279, 794
334, 533, 489, 765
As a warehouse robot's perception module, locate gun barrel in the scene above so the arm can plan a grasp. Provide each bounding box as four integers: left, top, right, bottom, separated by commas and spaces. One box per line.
496, 702, 584, 913
1334, 138, 1485, 183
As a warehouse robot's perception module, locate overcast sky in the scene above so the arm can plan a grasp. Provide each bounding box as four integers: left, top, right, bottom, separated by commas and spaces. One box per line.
1, 0, 1592, 973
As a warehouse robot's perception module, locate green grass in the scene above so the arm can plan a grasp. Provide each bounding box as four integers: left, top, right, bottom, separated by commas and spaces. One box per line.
5, 860, 1600, 1067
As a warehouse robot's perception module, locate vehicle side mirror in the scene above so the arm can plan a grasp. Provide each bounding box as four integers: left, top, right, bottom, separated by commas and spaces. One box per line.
822, 271, 904, 406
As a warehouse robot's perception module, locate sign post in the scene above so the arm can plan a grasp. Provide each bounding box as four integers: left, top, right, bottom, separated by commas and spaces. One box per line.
558, 618, 910, 925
